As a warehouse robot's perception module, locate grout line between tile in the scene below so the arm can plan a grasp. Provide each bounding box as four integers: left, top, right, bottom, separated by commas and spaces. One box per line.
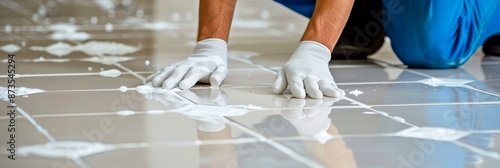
371, 101, 500, 107
343, 97, 418, 127
12, 104, 57, 142
453, 140, 500, 160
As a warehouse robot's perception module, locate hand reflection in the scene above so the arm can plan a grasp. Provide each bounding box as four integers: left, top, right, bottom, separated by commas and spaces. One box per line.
273, 95, 340, 142
273, 96, 357, 168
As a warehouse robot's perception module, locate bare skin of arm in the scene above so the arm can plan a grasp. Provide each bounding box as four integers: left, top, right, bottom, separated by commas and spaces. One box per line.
197, 0, 236, 42
301, 0, 354, 52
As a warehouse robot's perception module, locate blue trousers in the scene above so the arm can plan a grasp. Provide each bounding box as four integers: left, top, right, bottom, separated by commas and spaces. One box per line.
275, 0, 500, 69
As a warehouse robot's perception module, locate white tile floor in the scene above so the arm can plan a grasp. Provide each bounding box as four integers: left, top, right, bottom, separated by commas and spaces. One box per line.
1, 0, 500, 168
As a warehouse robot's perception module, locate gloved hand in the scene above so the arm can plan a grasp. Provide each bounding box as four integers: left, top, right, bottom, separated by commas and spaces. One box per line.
273, 41, 345, 99
146, 38, 228, 90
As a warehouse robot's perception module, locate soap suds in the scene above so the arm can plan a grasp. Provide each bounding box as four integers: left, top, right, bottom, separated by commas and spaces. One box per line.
118, 86, 128, 92
116, 110, 135, 116
142, 21, 177, 30
392, 116, 406, 123
5, 24, 12, 33
90, 16, 98, 25
145, 60, 150, 66
1, 44, 21, 53
31, 57, 69, 63
80, 56, 134, 65
1, 87, 45, 101
421, 78, 473, 87
105, 22, 113, 32
50, 31, 91, 41
88, 67, 93, 71
18, 141, 115, 158
146, 110, 165, 115
32, 41, 140, 57
99, 69, 121, 78
348, 89, 364, 96
396, 127, 470, 141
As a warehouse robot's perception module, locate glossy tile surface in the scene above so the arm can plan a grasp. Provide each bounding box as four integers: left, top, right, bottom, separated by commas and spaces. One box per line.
1, 0, 500, 168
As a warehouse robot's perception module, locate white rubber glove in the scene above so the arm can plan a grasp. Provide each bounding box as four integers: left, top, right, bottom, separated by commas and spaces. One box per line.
273, 41, 345, 99
146, 38, 228, 89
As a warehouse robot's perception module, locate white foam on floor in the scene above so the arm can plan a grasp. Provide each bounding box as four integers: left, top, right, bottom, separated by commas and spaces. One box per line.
420, 78, 473, 87
116, 110, 135, 116
50, 31, 91, 41
142, 21, 177, 30
99, 69, 121, 77
118, 86, 128, 92
1, 44, 21, 53
80, 56, 135, 65
4, 24, 12, 33
0, 87, 45, 101
32, 57, 70, 63
31, 41, 141, 57
146, 110, 165, 114
348, 89, 364, 96
90, 16, 98, 25
396, 127, 470, 141
18, 141, 115, 158
105, 22, 113, 32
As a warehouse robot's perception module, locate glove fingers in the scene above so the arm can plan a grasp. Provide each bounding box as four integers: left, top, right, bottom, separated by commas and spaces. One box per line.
304, 77, 323, 99
319, 80, 345, 98
151, 67, 175, 87
179, 67, 212, 90
272, 69, 287, 94
146, 71, 160, 83
287, 75, 306, 99
163, 66, 190, 89
210, 66, 228, 87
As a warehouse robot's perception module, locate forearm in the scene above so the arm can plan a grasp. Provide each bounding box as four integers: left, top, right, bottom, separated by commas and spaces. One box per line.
197, 0, 236, 42
301, 0, 354, 51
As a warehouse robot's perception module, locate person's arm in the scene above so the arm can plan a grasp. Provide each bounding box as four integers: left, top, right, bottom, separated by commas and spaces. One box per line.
146, 0, 236, 89
301, 0, 354, 51
273, 0, 353, 99
197, 0, 236, 42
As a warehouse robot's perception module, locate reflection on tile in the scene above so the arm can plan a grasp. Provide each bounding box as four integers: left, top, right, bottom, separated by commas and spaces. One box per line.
33, 113, 248, 143
16, 74, 142, 90
2, 0, 499, 166
374, 105, 500, 131
0, 119, 48, 146
277, 137, 500, 168
0, 156, 72, 168
460, 133, 500, 154
228, 107, 411, 139
11, 90, 178, 116
332, 67, 426, 83
187, 87, 356, 108
224, 69, 276, 87
0, 61, 119, 75
84, 142, 313, 168
342, 83, 500, 106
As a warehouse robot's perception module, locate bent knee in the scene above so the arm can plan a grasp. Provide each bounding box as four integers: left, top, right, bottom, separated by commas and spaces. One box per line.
391, 39, 469, 69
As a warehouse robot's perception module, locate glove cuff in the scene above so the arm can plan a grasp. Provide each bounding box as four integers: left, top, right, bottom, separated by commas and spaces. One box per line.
292, 41, 332, 63
193, 38, 228, 63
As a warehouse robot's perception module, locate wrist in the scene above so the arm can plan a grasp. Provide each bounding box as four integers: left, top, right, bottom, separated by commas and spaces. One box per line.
291, 41, 332, 63
193, 38, 228, 63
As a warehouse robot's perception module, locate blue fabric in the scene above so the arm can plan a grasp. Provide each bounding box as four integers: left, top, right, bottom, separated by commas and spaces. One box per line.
274, 0, 316, 18
275, 0, 500, 69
